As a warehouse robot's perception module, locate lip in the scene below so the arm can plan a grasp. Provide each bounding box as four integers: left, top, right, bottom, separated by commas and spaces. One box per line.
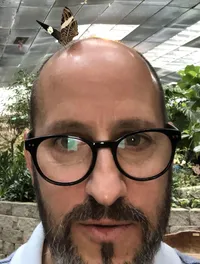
79, 219, 132, 226
78, 220, 134, 243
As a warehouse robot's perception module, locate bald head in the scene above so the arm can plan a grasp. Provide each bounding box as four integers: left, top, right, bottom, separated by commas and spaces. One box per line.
30, 38, 167, 135
41, 38, 159, 87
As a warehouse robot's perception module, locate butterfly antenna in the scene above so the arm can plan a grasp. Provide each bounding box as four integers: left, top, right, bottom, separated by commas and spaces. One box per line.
36, 20, 61, 42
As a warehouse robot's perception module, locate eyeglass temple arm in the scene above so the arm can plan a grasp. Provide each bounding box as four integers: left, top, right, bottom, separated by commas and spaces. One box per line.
165, 122, 179, 130
25, 130, 33, 139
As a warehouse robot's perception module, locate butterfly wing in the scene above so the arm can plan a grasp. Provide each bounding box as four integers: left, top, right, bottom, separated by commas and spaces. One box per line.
61, 7, 72, 26
60, 7, 79, 45
36, 20, 61, 42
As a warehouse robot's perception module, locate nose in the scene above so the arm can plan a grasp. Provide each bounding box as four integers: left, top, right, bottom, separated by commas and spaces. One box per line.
86, 148, 127, 206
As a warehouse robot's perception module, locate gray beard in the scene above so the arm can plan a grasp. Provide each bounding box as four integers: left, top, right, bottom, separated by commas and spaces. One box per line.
50, 239, 161, 264
33, 169, 172, 264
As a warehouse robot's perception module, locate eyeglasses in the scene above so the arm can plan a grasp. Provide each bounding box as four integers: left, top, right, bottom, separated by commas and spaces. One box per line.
25, 124, 181, 186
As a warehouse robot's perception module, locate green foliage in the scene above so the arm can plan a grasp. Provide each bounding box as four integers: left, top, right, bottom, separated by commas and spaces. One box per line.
164, 65, 200, 160
172, 177, 200, 209
4, 70, 36, 132
0, 70, 36, 202
172, 150, 200, 208
0, 70, 36, 154
0, 141, 35, 202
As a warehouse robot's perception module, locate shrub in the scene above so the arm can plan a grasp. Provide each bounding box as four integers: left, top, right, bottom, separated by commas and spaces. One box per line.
0, 141, 35, 202
164, 65, 200, 161
0, 70, 36, 202
172, 151, 200, 208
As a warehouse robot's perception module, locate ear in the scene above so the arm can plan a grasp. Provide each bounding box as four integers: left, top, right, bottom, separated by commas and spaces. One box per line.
24, 129, 34, 185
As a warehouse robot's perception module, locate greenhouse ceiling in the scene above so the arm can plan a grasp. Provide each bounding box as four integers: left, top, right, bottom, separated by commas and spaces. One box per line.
0, 0, 200, 87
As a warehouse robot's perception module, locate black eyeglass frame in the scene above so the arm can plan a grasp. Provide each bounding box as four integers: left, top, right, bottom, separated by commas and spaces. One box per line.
25, 124, 181, 186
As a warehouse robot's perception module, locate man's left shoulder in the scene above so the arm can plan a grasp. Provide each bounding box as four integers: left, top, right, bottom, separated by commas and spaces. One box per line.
176, 250, 200, 264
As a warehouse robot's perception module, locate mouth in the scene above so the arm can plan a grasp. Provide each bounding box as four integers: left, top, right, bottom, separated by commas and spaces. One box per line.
78, 220, 134, 242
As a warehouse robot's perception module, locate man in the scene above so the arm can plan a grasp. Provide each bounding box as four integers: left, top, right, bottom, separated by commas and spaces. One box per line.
1, 38, 199, 264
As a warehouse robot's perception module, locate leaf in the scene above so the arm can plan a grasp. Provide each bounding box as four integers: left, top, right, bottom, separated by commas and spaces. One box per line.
178, 81, 188, 90
191, 100, 200, 110
193, 145, 200, 153
182, 74, 193, 83
185, 65, 196, 74
188, 71, 197, 77
178, 70, 185, 77
182, 134, 190, 139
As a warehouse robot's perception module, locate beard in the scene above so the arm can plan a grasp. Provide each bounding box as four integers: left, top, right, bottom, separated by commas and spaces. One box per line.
33, 168, 172, 264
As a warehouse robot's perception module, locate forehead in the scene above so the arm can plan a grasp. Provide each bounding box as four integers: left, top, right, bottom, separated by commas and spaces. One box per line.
36, 40, 163, 136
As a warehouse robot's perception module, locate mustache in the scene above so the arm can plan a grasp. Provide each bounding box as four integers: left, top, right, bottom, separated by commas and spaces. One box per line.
60, 196, 149, 226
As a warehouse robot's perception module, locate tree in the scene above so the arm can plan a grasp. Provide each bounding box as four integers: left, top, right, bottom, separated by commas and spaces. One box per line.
0, 70, 36, 154
0, 70, 36, 201
164, 65, 200, 161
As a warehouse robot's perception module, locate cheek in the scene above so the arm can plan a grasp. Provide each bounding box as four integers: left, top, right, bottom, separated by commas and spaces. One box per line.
38, 177, 87, 221
126, 173, 169, 224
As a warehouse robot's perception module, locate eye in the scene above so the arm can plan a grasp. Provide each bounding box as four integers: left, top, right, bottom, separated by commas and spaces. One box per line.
118, 133, 152, 149
59, 138, 68, 148
125, 135, 142, 146
55, 137, 78, 151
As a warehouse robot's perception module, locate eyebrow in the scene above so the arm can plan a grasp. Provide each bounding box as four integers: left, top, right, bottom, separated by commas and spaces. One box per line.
44, 120, 93, 136
112, 119, 158, 131
44, 118, 158, 136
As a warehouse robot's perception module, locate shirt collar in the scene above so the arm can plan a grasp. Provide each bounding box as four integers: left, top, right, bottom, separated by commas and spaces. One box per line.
11, 223, 44, 264
10, 223, 182, 264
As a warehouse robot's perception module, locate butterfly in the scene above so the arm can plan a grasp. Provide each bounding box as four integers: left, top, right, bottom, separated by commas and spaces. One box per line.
36, 7, 78, 46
